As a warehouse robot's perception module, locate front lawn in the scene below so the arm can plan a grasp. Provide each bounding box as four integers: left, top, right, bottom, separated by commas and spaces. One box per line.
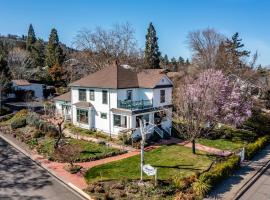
197, 138, 247, 151
85, 145, 214, 183
37, 138, 125, 162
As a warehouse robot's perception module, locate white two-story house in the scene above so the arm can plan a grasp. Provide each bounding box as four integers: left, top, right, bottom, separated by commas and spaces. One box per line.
54, 62, 173, 138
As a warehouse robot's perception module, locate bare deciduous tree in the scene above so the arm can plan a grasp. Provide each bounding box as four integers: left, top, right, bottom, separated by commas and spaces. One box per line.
8, 47, 38, 79
72, 23, 145, 74
187, 28, 224, 69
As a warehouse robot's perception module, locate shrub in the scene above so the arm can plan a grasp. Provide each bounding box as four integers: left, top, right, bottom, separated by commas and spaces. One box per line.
118, 132, 132, 145
192, 178, 211, 197
198, 155, 240, 195
206, 125, 256, 142
245, 135, 270, 160
11, 118, 26, 129
244, 110, 270, 136
26, 112, 58, 137
0, 106, 11, 116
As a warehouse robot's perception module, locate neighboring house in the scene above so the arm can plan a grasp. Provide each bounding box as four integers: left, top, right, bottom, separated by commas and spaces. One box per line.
54, 62, 173, 138
54, 91, 72, 120
12, 79, 45, 100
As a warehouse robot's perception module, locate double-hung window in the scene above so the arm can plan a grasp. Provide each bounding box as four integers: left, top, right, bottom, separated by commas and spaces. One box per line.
79, 89, 86, 101
160, 89, 165, 103
90, 90, 95, 101
113, 114, 127, 128
76, 109, 88, 124
102, 90, 108, 104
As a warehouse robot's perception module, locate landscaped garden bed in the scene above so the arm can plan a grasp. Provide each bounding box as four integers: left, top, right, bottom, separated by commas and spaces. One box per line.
36, 137, 126, 162
0, 110, 126, 164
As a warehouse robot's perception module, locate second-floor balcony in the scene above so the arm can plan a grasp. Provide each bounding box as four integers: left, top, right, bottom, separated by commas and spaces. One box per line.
117, 99, 153, 110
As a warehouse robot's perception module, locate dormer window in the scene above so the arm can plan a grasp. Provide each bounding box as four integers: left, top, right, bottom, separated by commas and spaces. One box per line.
126, 90, 132, 101
79, 89, 86, 101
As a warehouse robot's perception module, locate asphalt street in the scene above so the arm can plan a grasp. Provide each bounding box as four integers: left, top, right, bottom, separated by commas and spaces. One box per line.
239, 164, 270, 200
0, 137, 84, 200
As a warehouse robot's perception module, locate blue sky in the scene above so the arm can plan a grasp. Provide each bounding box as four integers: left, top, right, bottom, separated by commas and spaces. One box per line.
1, 0, 270, 65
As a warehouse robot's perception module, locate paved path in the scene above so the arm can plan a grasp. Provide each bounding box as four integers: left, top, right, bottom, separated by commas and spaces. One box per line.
0, 137, 84, 200
239, 164, 270, 200
205, 144, 270, 200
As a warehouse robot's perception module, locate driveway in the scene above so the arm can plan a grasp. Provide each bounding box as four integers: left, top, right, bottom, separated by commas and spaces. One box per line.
0, 137, 85, 200
239, 164, 270, 200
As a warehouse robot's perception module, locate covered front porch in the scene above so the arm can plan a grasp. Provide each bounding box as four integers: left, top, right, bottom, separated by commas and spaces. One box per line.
111, 108, 172, 139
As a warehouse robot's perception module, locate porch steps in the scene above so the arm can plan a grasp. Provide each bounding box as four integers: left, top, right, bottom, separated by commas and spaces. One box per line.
154, 126, 164, 138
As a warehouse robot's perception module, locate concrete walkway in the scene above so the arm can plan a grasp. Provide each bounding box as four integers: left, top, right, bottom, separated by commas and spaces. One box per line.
182, 142, 232, 157
205, 144, 270, 200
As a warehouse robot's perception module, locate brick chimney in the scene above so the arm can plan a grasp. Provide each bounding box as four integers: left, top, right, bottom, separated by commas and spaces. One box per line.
113, 59, 119, 66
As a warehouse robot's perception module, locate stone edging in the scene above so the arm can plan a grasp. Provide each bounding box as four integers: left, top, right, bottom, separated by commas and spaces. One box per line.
0, 133, 92, 200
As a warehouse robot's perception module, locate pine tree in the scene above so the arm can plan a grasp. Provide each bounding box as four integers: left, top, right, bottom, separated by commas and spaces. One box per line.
225, 32, 250, 68
171, 57, 178, 71
185, 59, 190, 66
26, 24, 36, 51
144, 23, 161, 69
45, 28, 65, 67
178, 56, 185, 65
164, 54, 169, 65
31, 39, 44, 67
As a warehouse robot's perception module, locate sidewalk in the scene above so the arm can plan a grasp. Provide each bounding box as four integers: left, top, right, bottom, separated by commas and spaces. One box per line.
205, 144, 270, 200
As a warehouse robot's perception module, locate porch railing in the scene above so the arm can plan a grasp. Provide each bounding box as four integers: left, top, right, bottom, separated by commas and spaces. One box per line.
117, 99, 153, 110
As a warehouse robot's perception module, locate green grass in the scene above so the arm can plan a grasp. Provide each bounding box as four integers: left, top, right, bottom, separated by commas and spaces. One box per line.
197, 138, 247, 151
37, 138, 121, 161
85, 145, 214, 183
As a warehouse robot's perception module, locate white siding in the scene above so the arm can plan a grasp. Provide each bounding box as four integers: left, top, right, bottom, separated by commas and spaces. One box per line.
153, 87, 172, 107
69, 74, 173, 135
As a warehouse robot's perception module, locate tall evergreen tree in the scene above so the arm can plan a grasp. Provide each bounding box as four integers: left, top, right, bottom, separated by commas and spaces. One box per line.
178, 56, 185, 65
171, 57, 178, 71
45, 28, 65, 67
26, 24, 36, 51
185, 59, 190, 66
224, 32, 250, 69
144, 22, 161, 69
31, 39, 44, 67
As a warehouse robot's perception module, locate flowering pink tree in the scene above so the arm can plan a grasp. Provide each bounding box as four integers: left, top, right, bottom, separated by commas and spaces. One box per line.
174, 69, 252, 154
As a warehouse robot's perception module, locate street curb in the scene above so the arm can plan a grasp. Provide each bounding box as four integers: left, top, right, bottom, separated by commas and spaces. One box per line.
0, 133, 92, 200
233, 155, 270, 200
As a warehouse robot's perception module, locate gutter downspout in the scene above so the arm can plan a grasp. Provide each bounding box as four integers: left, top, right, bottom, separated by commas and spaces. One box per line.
109, 89, 112, 139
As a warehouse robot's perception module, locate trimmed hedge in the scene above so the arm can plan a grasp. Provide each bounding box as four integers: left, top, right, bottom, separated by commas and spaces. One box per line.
11, 118, 26, 129
199, 155, 240, 188
245, 135, 270, 160
195, 135, 270, 197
